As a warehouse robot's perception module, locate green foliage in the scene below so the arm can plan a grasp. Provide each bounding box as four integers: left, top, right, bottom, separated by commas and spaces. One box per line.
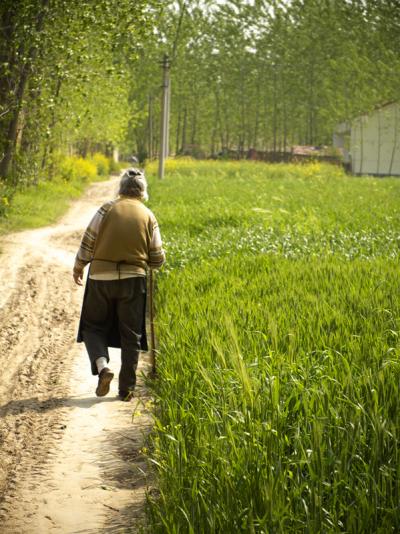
0, 155, 104, 232
59, 156, 97, 182
58, 156, 77, 182
73, 157, 97, 182
0, 0, 159, 184
146, 160, 400, 532
109, 158, 122, 174
0, 178, 82, 234
91, 153, 110, 176
0, 182, 13, 218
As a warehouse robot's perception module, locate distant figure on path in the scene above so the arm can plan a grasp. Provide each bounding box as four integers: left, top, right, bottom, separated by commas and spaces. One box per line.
73, 169, 165, 401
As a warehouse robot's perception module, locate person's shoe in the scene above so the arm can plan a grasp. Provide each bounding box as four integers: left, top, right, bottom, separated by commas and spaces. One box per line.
118, 389, 135, 402
95, 368, 114, 397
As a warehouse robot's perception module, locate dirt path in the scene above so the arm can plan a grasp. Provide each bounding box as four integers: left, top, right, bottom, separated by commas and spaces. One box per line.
0, 177, 154, 533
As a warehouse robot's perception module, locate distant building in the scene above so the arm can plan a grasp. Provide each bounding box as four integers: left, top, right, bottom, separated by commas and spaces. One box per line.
291, 145, 320, 156
333, 102, 400, 176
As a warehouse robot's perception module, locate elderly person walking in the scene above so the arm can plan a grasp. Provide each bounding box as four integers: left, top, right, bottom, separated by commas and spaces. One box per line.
73, 168, 165, 401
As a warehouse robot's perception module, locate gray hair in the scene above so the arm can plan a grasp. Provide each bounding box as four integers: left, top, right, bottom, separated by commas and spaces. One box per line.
119, 168, 148, 201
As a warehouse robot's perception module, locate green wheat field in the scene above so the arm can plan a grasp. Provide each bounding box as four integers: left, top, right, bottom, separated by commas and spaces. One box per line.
145, 159, 400, 533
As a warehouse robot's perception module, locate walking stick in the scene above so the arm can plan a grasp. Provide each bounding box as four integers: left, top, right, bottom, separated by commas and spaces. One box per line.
149, 268, 157, 377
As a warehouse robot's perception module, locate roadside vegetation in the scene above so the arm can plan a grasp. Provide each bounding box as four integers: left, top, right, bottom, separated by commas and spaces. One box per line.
145, 159, 400, 533
0, 154, 120, 234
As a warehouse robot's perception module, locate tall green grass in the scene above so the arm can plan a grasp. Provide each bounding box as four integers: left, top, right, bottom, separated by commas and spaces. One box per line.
0, 178, 88, 233
145, 160, 400, 533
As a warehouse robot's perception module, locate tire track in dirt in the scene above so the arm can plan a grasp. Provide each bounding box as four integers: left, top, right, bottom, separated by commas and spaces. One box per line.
0, 259, 79, 512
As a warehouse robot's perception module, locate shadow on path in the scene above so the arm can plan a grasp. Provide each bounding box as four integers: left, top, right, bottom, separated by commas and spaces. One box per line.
0, 394, 119, 415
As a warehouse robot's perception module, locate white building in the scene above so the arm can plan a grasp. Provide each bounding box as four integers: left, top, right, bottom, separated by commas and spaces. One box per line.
333, 102, 400, 176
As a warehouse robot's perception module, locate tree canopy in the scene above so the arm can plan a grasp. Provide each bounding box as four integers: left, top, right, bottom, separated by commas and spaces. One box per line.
0, 0, 159, 184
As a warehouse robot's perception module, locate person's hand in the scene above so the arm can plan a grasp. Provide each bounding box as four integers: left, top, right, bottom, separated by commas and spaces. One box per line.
73, 270, 83, 286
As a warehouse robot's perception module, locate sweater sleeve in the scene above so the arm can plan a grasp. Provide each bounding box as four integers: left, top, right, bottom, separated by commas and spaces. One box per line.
148, 213, 166, 269
73, 201, 115, 274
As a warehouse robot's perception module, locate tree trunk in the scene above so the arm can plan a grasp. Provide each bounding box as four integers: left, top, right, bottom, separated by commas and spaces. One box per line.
0, 64, 30, 180
359, 118, 364, 175
214, 90, 224, 151
0, 7, 16, 111
210, 124, 216, 156
376, 109, 381, 175
41, 76, 63, 174
222, 99, 230, 149
239, 74, 245, 156
181, 106, 187, 153
190, 119, 196, 148
283, 98, 287, 153
175, 101, 181, 155
262, 92, 268, 152
272, 64, 279, 153
0, 0, 49, 180
253, 83, 260, 149
308, 62, 315, 145
190, 102, 197, 147
20, 82, 43, 159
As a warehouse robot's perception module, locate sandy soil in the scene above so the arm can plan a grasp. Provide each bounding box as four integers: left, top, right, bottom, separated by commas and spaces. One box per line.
0, 177, 154, 533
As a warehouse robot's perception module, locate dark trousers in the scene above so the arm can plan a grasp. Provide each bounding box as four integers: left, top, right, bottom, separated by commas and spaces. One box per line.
81, 277, 146, 392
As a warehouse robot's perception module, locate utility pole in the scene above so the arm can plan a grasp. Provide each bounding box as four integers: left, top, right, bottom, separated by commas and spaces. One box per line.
158, 54, 170, 180
166, 75, 171, 160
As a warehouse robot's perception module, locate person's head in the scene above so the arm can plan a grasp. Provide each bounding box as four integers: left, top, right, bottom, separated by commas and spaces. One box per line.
119, 168, 148, 201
